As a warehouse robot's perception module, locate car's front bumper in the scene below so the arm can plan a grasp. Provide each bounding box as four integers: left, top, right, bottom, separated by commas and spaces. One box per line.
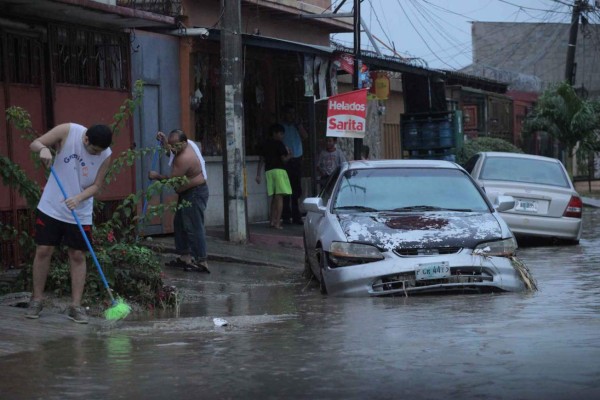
323, 252, 529, 297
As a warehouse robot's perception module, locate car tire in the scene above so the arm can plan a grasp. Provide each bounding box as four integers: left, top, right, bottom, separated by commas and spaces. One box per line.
318, 248, 328, 295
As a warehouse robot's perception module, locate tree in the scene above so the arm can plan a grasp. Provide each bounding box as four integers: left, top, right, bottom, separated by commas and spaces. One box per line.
523, 81, 600, 174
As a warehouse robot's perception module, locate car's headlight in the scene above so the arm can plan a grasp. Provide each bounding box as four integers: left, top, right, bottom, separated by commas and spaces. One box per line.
473, 237, 518, 257
327, 241, 384, 267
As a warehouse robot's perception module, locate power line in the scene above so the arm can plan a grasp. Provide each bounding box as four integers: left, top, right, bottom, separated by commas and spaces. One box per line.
394, 0, 455, 69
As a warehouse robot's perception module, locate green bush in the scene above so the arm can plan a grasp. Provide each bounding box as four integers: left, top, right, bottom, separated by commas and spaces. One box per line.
456, 137, 523, 165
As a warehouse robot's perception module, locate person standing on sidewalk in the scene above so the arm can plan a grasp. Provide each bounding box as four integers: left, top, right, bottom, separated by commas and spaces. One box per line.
280, 103, 307, 225
26, 123, 113, 324
317, 137, 346, 189
256, 123, 292, 229
149, 129, 209, 273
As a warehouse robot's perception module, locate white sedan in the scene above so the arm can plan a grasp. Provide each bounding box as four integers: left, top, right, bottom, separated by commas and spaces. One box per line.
464, 152, 582, 244
302, 159, 536, 297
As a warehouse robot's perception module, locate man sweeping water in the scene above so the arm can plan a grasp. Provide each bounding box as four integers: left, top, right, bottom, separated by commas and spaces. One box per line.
25, 123, 112, 324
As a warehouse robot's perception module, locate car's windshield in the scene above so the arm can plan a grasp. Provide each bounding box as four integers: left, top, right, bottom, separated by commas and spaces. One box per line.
332, 168, 490, 213
480, 156, 570, 187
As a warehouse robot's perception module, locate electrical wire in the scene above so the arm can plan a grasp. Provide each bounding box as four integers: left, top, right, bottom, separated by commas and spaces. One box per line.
331, 0, 595, 78
395, 0, 455, 69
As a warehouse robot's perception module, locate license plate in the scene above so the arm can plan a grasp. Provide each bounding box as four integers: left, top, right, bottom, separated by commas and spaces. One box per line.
515, 199, 538, 213
415, 262, 451, 281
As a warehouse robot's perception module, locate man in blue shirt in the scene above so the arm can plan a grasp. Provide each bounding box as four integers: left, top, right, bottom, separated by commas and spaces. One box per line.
280, 103, 307, 225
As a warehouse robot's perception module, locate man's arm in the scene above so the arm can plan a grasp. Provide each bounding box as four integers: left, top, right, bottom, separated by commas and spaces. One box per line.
64, 156, 112, 210
297, 123, 308, 141
30, 123, 71, 168
256, 156, 264, 184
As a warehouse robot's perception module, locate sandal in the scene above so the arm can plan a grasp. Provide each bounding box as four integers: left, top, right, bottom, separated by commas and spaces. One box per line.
183, 260, 211, 274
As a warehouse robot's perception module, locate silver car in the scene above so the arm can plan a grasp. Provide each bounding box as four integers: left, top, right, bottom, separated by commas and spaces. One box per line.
464, 152, 582, 244
302, 159, 535, 297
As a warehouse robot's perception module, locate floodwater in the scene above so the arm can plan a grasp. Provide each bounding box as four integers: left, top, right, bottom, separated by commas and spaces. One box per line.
1, 209, 600, 399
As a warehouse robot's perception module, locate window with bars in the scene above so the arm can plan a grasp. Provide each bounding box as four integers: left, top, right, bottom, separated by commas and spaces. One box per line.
3, 33, 43, 85
49, 25, 130, 90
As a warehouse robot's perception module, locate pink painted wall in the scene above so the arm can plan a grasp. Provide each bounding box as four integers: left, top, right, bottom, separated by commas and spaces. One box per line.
54, 85, 135, 201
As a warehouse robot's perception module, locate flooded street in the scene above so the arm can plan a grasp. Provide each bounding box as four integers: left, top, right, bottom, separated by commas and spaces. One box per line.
1, 208, 600, 399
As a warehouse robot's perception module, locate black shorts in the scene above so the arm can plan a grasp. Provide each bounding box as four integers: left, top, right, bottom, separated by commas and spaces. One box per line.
34, 210, 92, 251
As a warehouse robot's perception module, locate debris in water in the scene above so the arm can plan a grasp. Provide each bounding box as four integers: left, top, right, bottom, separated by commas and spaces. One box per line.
511, 257, 538, 291
213, 317, 228, 327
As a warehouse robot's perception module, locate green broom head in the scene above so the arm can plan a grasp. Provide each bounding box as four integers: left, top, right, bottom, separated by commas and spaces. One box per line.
105, 298, 132, 320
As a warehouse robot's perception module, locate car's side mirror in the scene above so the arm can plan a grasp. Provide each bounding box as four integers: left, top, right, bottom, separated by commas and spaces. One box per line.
494, 195, 515, 212
303, 197, 325, 213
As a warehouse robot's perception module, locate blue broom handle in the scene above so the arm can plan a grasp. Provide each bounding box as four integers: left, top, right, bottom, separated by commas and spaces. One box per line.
49, 167, 115, 304
140, 140, 162, 221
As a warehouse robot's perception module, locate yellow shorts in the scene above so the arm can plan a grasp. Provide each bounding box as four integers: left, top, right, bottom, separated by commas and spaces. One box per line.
265, 169, 292, 196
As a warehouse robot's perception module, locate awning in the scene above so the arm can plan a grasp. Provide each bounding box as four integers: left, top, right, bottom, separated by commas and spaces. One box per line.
0, 0, 176, 30
242, 34, 334, 56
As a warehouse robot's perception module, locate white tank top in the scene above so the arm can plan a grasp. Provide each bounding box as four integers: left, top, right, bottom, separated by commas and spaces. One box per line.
37, 123, 112, 225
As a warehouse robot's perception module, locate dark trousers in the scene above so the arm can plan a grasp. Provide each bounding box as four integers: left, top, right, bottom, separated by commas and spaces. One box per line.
174, 183, 209, 261
282, 156, 302, 222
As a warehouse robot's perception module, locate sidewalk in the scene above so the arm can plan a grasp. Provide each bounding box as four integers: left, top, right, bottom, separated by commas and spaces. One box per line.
142, 221, 305, 270
0, 221, 306, 357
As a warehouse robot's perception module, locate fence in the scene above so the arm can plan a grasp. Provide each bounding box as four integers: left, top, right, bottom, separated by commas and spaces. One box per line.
383, 123, 401, 159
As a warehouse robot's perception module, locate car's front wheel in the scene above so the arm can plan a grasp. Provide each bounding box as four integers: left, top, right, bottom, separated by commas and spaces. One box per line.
318, 248, 328, 295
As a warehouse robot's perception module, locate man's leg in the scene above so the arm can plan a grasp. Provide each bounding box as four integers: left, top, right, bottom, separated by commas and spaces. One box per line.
173, 203, 192, 264
183, 185, 208, 263
65, 248, 89, 324
180, 187, 209, 269
272, 194, 283, 229
67, 248, 87, 307
30, 245, 54, 301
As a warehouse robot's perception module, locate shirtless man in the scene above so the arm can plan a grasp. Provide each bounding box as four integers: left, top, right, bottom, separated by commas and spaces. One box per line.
149, 129, 209, 272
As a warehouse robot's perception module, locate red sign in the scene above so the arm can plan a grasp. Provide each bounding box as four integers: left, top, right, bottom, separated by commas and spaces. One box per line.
333, 52, 355, 75
326, 89, 368, 139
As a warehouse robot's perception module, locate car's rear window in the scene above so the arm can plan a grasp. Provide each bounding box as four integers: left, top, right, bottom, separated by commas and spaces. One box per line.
333, 168, 490, 213
480, 157, 570, 187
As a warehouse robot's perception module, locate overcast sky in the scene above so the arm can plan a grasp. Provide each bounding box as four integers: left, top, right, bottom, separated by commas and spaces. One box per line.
333, 0, 585, 70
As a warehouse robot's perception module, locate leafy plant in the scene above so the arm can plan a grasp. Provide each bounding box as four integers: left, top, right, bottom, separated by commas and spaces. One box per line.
523, 81, 600, 174
0, 155, 41, 210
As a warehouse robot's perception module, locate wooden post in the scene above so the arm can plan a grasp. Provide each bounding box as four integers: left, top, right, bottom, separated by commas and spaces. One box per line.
221, 0, 247, 242
565, 0, 582, 85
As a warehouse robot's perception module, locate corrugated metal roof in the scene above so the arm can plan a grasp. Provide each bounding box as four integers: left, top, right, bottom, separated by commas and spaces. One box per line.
0, 0, 175, 29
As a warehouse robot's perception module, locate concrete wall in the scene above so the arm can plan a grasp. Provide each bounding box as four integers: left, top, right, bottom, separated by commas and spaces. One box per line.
467, 22, 600, 97
204, 156, 269, 227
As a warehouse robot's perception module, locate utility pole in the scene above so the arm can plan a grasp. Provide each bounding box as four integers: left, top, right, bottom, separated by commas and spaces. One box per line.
565, 0, 583, 85
221, 0, 247, 242
352, 0, 362, 161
